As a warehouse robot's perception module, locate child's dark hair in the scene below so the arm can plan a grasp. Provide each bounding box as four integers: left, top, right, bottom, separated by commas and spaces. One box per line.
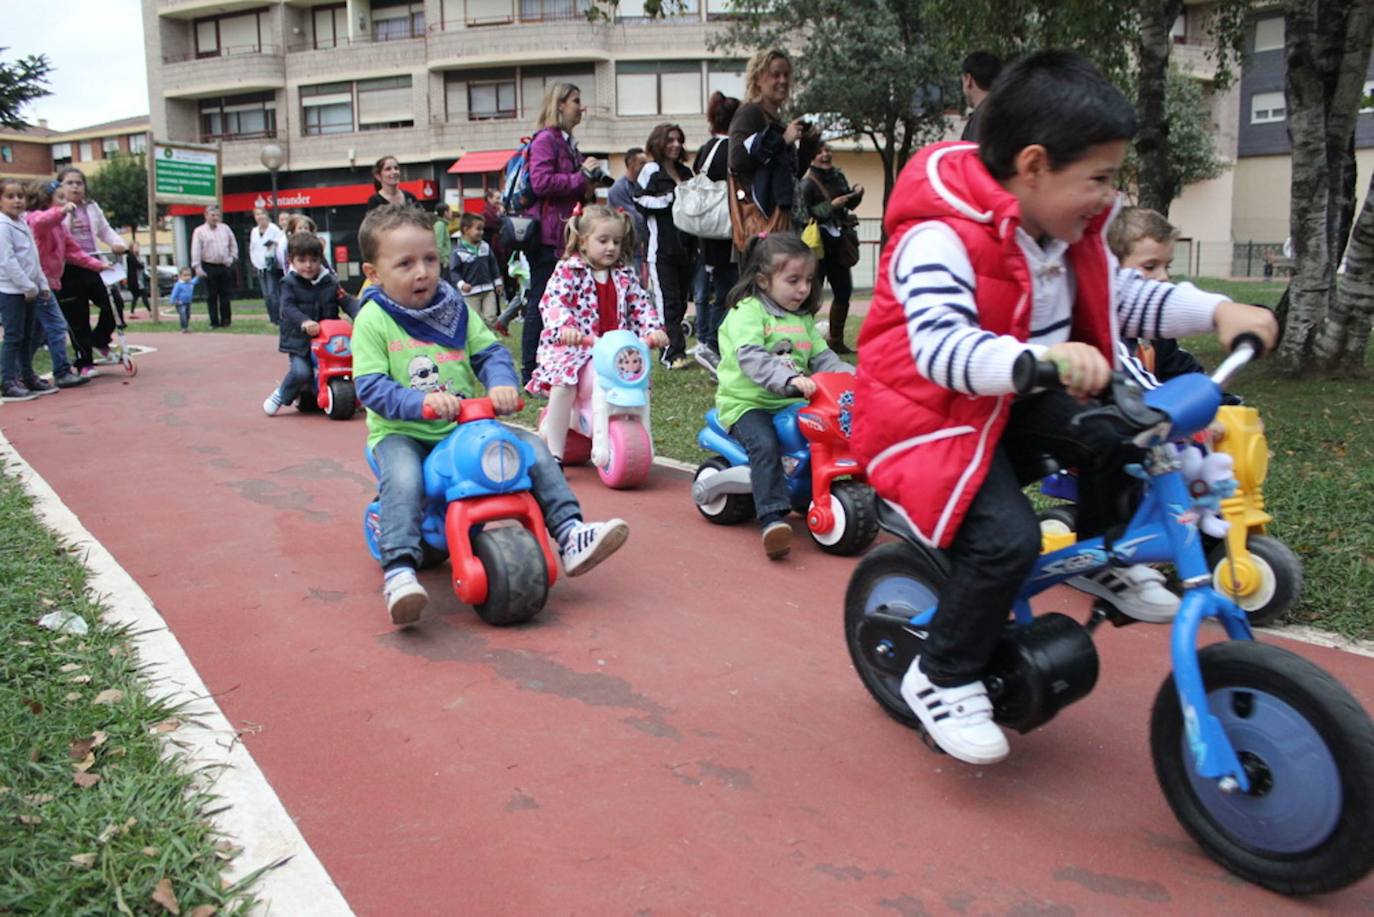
562, 203, 635, 262
287, 231, 325, 261
979, 49, 1137, 181
0, 176, 25, 199
458, 211, 485, 233
726, 232, 820, 314
359, 203, 434, 263
25, 179, 56, 211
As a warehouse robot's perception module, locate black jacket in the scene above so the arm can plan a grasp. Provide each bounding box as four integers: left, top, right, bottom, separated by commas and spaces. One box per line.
727, 102, 820, 219
800, 166, 863, 230
278, 270, 359, 356
634, 160, 698, 263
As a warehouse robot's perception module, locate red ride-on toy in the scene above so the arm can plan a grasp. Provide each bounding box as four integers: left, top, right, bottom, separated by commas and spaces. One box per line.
298, 318, 357, 420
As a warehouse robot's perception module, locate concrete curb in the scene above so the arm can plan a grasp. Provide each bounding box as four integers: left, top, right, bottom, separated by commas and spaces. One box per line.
0, 430, 353, 917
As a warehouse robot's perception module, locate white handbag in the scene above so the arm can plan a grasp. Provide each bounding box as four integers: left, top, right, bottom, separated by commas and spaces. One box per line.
671, 138, 732, 240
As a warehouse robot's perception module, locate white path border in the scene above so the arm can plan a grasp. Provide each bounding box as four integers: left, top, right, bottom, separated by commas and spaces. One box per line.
0, 430, 352, 917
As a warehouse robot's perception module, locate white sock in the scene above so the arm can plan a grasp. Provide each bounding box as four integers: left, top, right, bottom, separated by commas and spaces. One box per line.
542, 384, 577, 461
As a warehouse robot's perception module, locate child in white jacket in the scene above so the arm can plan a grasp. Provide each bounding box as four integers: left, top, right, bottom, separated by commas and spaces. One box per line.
0, 177, 57, 402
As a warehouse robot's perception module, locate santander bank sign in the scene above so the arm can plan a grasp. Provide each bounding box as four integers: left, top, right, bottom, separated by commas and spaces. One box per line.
169, 180, 438, 216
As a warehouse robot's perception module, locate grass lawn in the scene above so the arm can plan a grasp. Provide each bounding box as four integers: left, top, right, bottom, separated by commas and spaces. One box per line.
0, 470, 257, 912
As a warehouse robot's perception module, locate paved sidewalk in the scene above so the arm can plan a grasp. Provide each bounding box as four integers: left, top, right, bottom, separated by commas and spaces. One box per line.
4, 332, 1372, 914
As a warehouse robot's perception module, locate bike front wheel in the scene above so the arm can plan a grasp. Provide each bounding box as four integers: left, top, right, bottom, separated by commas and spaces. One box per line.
1150, 641, 1374, 895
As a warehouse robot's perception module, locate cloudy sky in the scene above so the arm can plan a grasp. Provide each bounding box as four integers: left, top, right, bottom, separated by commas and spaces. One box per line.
6, 0, 149, 130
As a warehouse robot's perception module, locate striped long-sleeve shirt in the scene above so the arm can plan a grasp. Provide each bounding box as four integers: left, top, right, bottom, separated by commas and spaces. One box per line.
889, 221, 1227, 396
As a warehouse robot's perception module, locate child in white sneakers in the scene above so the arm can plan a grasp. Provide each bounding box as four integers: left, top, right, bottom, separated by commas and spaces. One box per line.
351, 204, 630, 626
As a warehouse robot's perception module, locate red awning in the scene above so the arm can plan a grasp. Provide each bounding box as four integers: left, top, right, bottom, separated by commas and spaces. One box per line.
447, 150, 515, 174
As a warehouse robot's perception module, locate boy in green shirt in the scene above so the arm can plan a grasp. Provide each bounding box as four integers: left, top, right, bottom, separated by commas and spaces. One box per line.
353, 204, 629, 626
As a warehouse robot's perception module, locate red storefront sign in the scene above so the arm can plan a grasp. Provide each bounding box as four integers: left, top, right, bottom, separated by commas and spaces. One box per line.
168, 179, 438, 216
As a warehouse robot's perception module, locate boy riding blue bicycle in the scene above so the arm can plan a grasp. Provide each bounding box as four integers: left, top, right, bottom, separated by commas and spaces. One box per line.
851, 50, 1277, 766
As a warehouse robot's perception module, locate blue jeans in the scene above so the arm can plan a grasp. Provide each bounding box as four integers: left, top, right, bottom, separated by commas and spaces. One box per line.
276, 353, 315, 405
174, 299, 191, 329
730, 409, 792, 522
29, 292, 73, 377
260, 268, 282, 324
373, 425, 581, 570
0, 292, 38, 386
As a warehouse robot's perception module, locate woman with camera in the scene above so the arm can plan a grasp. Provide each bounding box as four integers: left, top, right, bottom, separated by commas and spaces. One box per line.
727, 48, 820, 252
800, 141, 863, 353
520, 81, 606, 385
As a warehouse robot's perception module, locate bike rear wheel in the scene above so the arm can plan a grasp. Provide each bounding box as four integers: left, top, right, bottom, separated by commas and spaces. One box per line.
1150, 640, 1374, 895
472, 525, 548, 626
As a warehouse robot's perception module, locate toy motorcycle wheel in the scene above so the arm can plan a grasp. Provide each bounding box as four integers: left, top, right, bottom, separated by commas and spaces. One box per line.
598, 419, 652, 489
843, 541, 944, 730
472, 525, 548, 626
1150, 641, 1374, 895
1037, 505, 1078, 538
808, 480, 878, 556
1207, 535, 1303, 628
297, 393, 323, 413
326, 379, 357, 421
693, 456, 754, 525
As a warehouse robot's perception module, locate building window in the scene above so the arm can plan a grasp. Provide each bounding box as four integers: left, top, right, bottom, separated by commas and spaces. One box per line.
520, 66, 597, 118
302, 82, 355, 135
102, 138, 121, 157
1250, 91, 1286, 124
468, 80, 518, 120
519, 0, 587, 22
52, 142, 72, 168
79, 142, 94, 161
616, 0, 698, 17
357, 76, 415, 130
707, 60, 745, 101
312, 3, 347, 48
129, 133, 147, 154
195, 10, 267, 58
1254, 17, 1284, 53
616, 61, 703, 116
372, 0, 424, 40
201, 92, 278, 141
0, 145, 11, 163
460, 0, 513, 26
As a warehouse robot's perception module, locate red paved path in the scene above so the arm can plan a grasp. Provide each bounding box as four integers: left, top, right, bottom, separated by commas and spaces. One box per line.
6, 333, 1373, 915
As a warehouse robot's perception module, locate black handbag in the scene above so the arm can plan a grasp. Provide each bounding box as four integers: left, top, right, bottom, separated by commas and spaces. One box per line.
500, 214, 541, 254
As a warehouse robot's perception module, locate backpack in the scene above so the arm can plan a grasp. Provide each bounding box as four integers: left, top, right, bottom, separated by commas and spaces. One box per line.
671, 137, 731, 240
501, 134, 538, 215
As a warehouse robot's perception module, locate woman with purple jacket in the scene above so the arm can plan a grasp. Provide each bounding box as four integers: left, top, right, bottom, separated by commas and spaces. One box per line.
520, 81, 604, 385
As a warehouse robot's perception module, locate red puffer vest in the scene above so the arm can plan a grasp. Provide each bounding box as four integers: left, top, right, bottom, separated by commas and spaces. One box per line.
852, 142, 1118, 548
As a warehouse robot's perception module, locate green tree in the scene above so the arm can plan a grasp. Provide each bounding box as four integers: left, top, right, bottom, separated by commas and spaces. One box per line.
0, 48, 51, 130
1118, 67, 1229, 207
87, 154, 148, 232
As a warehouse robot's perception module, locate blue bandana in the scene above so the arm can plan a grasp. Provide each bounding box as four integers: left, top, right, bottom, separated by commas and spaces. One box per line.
362, 280, 469, 351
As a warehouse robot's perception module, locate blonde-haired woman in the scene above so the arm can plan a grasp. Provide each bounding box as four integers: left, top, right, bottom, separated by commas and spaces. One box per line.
727, 48, 820, 251
520, 81, 605, 385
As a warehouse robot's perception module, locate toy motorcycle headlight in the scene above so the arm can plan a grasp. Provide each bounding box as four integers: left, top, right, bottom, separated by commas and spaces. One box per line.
326, 335, 351, 357
480, 438, 524, 486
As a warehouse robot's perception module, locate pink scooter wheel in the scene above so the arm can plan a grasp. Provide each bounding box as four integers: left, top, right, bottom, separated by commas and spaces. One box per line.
598, 419, 651, 489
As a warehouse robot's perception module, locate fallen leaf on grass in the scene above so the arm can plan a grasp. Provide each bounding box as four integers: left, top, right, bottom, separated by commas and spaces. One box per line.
213, 840, 242, 861
70, 853, 98, 869
142, 846, 159, 856
151, 877, 181, 914
59, 663, 81, 673
188, 907, 217, 917
64, 692, 82, 702
69, 674, 92, 684
92, 689, 124, 706
17, 814, 42, 825
148, 718, 182, 735
21, 697, 42, 715
71, 738, 95, 760
22, 794, 54, 805
74, 752, 97, 773
73, 772, 102, 788
91, 730, 108, 748
97, 817, 139, 845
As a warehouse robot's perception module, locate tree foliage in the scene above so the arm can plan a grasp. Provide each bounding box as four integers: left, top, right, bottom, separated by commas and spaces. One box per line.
0, 48, 52, 130
87, 154, 148, 231
1118, 67, 1229, 207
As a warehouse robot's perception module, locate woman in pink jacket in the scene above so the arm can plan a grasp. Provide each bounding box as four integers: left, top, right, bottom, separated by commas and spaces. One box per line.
24, 179, 99, 387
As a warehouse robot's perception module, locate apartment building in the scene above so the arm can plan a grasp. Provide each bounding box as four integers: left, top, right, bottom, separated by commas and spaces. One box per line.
142, 0, 754, 275
0, 116, 152, 181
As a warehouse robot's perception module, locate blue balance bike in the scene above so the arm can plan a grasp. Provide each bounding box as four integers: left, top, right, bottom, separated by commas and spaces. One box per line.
843, 338, 1374, 895
364, 397, 558, 625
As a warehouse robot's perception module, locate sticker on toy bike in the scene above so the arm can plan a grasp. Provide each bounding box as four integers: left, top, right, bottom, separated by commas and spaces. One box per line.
844, 339, 1374, 896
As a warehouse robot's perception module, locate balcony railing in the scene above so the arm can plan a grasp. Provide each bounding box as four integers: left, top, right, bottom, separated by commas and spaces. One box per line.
200, 130, 278, 143
164, 44, 280, 64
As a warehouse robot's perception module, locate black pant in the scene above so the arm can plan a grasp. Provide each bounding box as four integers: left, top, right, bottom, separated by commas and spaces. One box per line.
731, 409, 793, 522
57, 264, 112, 369
920, 391, 1140, 687
203, 263, 233, 327
521, 244, 559, 385
650, 253, 694, 363
819, 233, 854, 343
701, 261, 736, 353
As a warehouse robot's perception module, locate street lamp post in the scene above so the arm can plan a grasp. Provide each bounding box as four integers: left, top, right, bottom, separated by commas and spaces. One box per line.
259, 142, 285, 223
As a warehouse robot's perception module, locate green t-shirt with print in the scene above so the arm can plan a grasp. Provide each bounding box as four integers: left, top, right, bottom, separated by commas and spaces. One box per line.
352, 300, 504, 448
715, 294, 830, 429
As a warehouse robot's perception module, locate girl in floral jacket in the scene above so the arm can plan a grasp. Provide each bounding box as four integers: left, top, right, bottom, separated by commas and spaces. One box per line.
527, 204, 668, 463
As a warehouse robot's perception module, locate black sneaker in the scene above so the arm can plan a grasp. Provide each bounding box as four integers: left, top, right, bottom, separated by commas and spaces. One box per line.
22, 378, 59, 396
1, 382, 38, 402
53, 372, 90, 388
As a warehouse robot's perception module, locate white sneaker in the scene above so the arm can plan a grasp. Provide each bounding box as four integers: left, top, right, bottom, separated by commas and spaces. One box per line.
899, 658, 1009, 766
561, 519, 629, 577
383, 569, 428, 626
262, 391, 283, 417
1070, 564, 1179, 623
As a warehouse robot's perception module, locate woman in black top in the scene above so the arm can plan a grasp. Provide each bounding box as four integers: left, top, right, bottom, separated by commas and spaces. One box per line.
365, 155, 418, 210
126, 241, 150, 317
800, 142, 864, 353
635, 122, 697, 369
690, 92, 740, 370
727, 48, 819, 250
